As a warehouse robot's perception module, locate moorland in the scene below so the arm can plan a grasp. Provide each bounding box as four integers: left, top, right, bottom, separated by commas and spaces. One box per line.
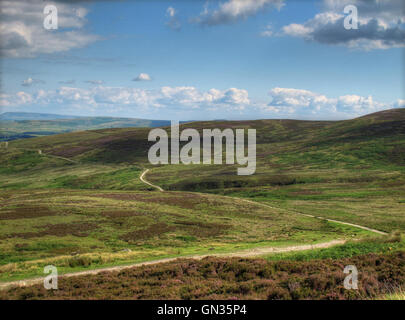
0, 108, 404, 299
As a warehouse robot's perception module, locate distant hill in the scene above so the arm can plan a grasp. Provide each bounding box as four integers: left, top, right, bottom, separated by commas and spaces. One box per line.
0, 112, 83, 121
7, 107, 404, 161
1, 107, 404, 192
0, 113, 172, 141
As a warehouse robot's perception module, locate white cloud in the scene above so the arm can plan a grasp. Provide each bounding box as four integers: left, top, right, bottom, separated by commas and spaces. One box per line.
393, 99, 405, 108
193, 0, 285, 26
0, 86, 251, 113
167, 7, 176, 18
21, 77, 45, 87
281, 0, 405, 50
1, 91, 33, 106
266, 87, 396, 118
1, 85, 401, 120
219, 88, 250, 107
282, 23, 313, 37
0, 0, 101, 58
132, 73, 152, 82
166, 6, 181, 31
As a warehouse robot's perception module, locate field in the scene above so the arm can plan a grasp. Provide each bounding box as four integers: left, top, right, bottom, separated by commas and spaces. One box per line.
0, 108, 404, 299
0, 113, 171, 141
0, 189, 375, 282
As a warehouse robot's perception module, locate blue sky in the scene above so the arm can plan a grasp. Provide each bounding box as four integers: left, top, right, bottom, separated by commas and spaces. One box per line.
1, 0, 404, 120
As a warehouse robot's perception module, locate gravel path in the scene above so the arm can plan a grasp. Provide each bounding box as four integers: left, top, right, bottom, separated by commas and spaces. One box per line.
0, 240, 345, 291
0, 169, 387, 291
140, 169, 164, 191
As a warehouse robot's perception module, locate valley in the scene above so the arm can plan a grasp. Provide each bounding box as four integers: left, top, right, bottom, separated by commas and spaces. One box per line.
0, 109, 404, 299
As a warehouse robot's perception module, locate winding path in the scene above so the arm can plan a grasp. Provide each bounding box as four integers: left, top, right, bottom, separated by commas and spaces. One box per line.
0, 240, 345, 291
0, 169, 387, 291
140, 169, 164, 191
43, 153, 78, 164
229, 197, 387, 236
12, 147, 78, 164
139, 169, 387, 236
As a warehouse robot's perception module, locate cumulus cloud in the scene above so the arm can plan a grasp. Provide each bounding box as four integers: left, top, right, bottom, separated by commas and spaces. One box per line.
266, 87, 395, 118
283, 23, 313, 37
1, 85, 401, 120
132, 73, 152, 82
192, 0, 285, 26
21, 77, 45, 87
159, 86, 249, 110
1, 91, 33, 106
0, 86, 251, 113
281, 0, 405, 50
166, 6, 181, 31
0, 0, 101, 58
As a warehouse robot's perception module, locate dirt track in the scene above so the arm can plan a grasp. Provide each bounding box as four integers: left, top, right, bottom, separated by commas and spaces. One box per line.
140, 169, 164, 191
0, 240, 345, 291
235, 197, 387, 235
0, 169, 387, 291
140, 169, 387, 236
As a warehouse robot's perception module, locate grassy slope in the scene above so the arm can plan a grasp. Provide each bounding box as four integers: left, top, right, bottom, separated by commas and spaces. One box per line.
0, 108, 404, 282
0, 189, 371, 281
1, 108, 404, 231
5, 108, 404, 187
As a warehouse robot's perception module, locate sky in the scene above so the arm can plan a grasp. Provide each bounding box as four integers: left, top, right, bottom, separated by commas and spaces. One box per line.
0, 0, 404, 120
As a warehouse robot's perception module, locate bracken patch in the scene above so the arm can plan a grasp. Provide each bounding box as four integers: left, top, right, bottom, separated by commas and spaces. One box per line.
93, 193, 223, 210
3, 222, 97, 239
0, 206, 57, 220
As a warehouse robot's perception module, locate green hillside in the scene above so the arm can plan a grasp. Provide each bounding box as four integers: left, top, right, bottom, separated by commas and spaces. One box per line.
0, 108, 404, 281
3, 108, 404, 190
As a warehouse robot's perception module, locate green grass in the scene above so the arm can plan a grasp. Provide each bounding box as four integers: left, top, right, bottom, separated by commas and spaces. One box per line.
0, 189, 374, 281
219, 182, 405, 233
379, 291, 405, 300
0, 108, 403, 283
262, 233, 405, 261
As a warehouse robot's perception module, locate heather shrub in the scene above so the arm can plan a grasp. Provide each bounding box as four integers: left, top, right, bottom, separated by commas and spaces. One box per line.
68, 256, 92, 268
1, 252, 404, 300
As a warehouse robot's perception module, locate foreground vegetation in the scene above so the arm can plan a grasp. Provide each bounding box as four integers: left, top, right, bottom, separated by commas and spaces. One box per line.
2, 250, 404, 300
0, 189, 373, 281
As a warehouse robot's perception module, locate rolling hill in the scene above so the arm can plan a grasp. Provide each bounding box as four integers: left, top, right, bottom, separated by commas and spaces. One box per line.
0, 112, 83, 121
0, 108, 404, 286
4, 108, 404, 183
0, 112, 172, 141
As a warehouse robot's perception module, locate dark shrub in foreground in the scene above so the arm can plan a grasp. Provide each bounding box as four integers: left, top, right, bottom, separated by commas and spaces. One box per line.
1, 251, 404, 300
